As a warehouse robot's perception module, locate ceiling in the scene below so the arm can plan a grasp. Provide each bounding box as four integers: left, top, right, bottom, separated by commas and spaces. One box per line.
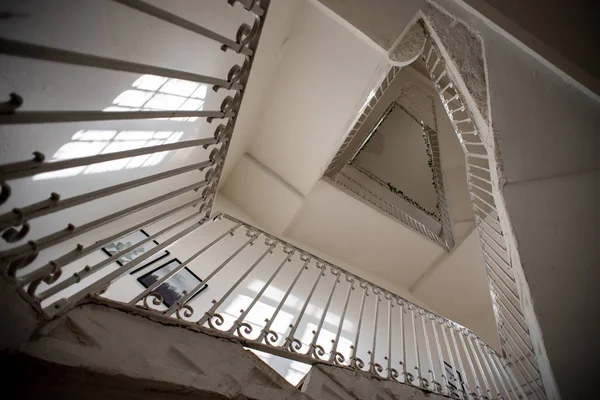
220, 0, 495, 345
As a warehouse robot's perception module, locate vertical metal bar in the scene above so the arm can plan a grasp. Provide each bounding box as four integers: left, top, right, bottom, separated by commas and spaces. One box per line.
197, 238, 275, 328
368, 288, 383, 375
282, 262, 326, 353
494, 353, 529, 400
449, 324, 472, 398
501, 336, 543, 399
349, 281, 369, 370
110, 0, 253, 55
18, 189, 208, 285
441, 321, 462, 398
431, 316, 449, 396
483, 346, 515, 400
51, 216, 207, 313
384, 294, 398, 380
468, 335, 493, 399
307, 268, 341, 359
38, 211, 202, 301
411, 306, 423, 387
164, 229, 258, 316
329, 275, 355, 364
228, 247, 294, 336
458, 329, 482, 398
131, 222, 243, 305
259, 254, 312, 344
421, 311, 438, 392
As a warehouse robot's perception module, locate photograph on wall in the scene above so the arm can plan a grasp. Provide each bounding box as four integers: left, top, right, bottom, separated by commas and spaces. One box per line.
444, 361, 465, 393
137, 258, 207, 307
101, 229, 170, 273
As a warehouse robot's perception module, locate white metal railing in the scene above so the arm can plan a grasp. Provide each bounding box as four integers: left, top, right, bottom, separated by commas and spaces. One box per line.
421, 29, 546, 399
21, 211, 526, 400
0, 0, 268, 311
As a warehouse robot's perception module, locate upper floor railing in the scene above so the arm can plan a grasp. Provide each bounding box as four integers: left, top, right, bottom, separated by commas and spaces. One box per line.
421, 30, 545, 399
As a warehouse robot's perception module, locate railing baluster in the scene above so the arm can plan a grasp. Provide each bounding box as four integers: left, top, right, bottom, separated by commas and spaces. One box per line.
431, 315, 450, 396
384, 293, 399, 380
368, 288, 383, 376
410, 305, 424, 387
228, 247, 295, 337
38, 211, 204, 302
135, 223, 245, 307
458, 328, 483, 398
329, 274, 355, 365
421, 311, 439, 393
449, 324, 474, 399
307, 267, 341, 359
16, 186, 209, 285
0, 38, 244, 90
467, 333, 492, 400
493, 353, 529, 400
282, 262, 326, 354
111, 0, 254, 55
258, 254, 312, 345
349, 281, 369, 370
164, 229, 259, 317
0, 160, 213, 232
483, 346, 515, 400
441, 321, 463, 398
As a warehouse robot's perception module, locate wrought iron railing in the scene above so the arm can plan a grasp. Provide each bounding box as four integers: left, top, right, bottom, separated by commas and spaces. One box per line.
0, 0, 268, 311
421, 30, 546, 399
15, 209, 526, 400
323, 66, 455, 250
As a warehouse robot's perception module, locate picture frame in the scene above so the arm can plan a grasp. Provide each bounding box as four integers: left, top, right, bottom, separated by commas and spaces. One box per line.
444, 361, 465, 393
101, 229, 170, 274
137, 258, 208, 307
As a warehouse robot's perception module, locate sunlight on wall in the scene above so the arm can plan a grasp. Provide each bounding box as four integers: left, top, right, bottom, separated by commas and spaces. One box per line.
104, 75, 208, 122
34, 129, 183, 180
34, 74, 208, 180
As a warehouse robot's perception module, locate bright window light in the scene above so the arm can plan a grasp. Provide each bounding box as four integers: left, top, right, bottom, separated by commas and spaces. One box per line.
104, 74, 208, 122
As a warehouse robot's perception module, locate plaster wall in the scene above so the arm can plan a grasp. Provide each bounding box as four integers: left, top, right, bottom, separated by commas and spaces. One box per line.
247, 0, 387, 196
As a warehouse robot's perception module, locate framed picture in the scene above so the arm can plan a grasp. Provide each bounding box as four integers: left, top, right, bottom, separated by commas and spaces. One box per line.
101, 229, 170, 274
444, 361, 465, 393
137, 258, 208, 307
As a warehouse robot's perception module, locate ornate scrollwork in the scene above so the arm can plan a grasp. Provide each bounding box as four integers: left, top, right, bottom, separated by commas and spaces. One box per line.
2, 223, 30, 244
27, 267, 62, 297
432, 380, 443, 393
368, 354, 384, 375
350, 355, 365, 370
206, 312, 225, 330
175, 303, 195, 319
262, 328, 279, 345
421, 376, 431, 388
284, 336, 303, 353
308, 343, 327, 360
331, 350, 346, 365
142, 292, 164, 310
235, 15, 261, 47
234, 321, 254, 338
387, 364, 400, 381
0, 182, 11, 206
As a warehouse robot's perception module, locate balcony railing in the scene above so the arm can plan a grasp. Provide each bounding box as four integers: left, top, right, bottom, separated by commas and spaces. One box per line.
420, 29, 545, 398
15, 210, 529, 400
